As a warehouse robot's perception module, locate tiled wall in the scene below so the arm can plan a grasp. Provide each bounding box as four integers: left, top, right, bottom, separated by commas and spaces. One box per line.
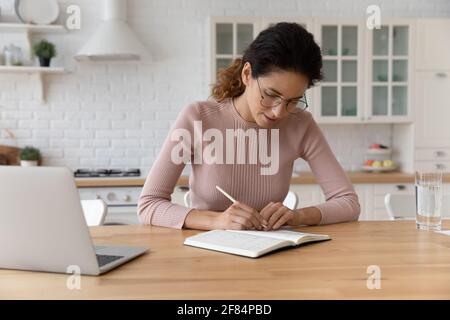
0, 0, 449, 174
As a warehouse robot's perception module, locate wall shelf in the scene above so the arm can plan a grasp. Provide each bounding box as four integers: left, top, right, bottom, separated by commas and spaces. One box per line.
0, 66, 64, 73
0, 23, 67, 103
0, 66, 66, 102
0, 23, 66, 34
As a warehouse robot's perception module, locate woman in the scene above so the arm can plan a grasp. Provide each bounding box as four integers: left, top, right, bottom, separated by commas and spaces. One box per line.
138, 22, 360, 230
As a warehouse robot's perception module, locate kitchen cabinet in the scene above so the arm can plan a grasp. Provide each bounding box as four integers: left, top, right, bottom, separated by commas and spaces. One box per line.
415, 147, 450, 172
210, 17, 416, 124
414, 70, 450, 172
210, 17, 312, 83
413, 19, 450, 173
314, 21, 364, 123
414, 71, 450, 148
416, 19, 450, 70
365, 22, 413, 122
210, 17, 258, 82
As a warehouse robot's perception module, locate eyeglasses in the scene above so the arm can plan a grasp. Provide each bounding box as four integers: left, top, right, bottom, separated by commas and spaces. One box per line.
256, 78, 308, 114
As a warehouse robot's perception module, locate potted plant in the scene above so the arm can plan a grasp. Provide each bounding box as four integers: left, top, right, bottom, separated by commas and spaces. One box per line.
33, 40, 56, 67
20, 146, 41, 167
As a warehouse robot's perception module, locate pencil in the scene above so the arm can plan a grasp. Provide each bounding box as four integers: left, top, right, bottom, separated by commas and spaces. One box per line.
215, 185, 236, 203
215, 185, 268, 229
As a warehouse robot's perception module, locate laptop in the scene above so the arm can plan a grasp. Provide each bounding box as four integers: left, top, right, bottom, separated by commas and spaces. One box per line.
0, 166, 148, 275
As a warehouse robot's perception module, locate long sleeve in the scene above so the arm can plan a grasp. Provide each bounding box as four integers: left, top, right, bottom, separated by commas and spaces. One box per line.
299, 116, 361, 224
137, 103, 200, 229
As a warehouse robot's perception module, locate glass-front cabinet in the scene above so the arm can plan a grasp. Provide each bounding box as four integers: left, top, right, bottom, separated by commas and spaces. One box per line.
316, 22, 363, 123
211, 18, 313, 82
210, 18, 414, 124
211, 18, 257, 82
366, 22, 412, 122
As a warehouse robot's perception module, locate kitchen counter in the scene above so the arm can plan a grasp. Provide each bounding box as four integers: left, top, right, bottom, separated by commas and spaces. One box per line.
75, 171, 450, 188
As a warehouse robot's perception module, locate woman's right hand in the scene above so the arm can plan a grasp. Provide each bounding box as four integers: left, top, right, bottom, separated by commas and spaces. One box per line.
212, 202, 267, 230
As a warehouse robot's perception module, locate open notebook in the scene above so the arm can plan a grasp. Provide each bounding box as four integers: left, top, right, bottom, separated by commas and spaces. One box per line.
184, 229, 331, 258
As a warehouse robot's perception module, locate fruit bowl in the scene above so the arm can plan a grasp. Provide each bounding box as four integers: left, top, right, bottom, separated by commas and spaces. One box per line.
362, 165, 397, 172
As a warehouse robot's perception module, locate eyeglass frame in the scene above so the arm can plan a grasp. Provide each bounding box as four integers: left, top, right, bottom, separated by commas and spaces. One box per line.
255, 77, 308, 114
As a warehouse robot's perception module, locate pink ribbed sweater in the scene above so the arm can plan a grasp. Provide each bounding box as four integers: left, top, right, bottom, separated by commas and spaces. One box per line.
138, 98, 360, 229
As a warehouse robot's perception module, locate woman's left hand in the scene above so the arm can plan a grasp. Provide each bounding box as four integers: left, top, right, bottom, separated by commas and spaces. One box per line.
259, 202, 298, 230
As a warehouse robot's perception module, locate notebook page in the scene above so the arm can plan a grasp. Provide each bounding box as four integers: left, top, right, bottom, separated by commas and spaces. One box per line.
186, 230, 286, 253
228, 229, 321, 242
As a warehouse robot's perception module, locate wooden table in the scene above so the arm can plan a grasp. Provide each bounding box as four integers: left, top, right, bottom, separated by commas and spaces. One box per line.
1, 221, 450, 299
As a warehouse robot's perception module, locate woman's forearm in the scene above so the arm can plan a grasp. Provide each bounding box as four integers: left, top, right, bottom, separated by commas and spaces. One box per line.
183, 209, 221, 230
293, 206, 322, 226
184, 206, 322, 230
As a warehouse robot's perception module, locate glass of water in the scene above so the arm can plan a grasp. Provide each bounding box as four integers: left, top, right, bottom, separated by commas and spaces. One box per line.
415, 170, 443, 231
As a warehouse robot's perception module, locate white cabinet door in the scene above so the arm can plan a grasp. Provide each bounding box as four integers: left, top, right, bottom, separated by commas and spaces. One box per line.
415, 71, 450, 148
365, 22, 413, 123
289, 185, 323, 209
210, 17, 258, 84
314, 20, 364, 123
416, 19, 450, 70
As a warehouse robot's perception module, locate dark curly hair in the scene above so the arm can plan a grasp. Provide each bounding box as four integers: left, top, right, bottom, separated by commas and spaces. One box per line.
211, 22, 323, 102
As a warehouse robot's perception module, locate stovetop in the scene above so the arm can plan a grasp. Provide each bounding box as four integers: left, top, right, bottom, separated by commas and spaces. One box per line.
73, 168, 141, 178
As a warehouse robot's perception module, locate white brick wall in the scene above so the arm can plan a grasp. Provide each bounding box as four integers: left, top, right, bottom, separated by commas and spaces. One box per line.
0, 0, 449, 174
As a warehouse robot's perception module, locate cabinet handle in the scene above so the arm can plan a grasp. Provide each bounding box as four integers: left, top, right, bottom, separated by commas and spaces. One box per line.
436, 72, 447, 78
396, 185, 406, 191
178, 186, 189, 191
435, 163, 446, 170
434, 151, 446, 158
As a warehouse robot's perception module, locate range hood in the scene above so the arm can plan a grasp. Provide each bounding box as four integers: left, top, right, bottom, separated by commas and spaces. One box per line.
74, 0, 149, 62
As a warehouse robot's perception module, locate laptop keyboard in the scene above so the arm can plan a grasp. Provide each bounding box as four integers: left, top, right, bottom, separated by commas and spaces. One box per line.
96, 254, 124, 267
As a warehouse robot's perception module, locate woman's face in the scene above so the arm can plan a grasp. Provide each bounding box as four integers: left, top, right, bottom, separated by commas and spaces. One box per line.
242, 62, 310, 128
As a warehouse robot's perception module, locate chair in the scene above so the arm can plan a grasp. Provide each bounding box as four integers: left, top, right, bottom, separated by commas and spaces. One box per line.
283, 191, 298, 210
184, 191, 191, 207
384, 193, 450, 220
81, 199, 107, 226
183, 190, 299, 210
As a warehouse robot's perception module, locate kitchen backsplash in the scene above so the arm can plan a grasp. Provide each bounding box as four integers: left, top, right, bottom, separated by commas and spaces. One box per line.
0, 0, 448, 176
